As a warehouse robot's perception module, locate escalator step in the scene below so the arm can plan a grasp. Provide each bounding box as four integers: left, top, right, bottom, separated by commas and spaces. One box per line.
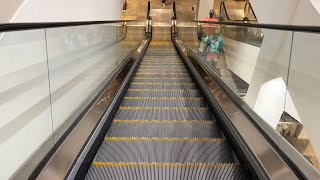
121, 98, 206, 108
125, 89, 202, 98
137, 69, 189, 73
114, 108, 213, 120
86, 162, 247, 180
92, 139, 234, 163
135, 74, 190, 78
85, 41, 248, 180
129, 83, 197, 89
107, 121, 222, 138
133, 78, 193, 83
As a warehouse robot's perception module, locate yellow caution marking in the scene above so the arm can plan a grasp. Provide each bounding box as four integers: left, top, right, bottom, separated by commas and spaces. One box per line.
124, 97, 203, 101
119, 107, 208, 111
139, 66, 185, 68
141, 63, 184, 65
134, 77, 192, 80
142, 60, 181, 62
94, 162, 240, 168
131, 82, 194, 85
138, 69, 187, 71
128, 89, 197, 92
113, 120, 215, 124
136, 73, 188, 75
105, 137, 224, 142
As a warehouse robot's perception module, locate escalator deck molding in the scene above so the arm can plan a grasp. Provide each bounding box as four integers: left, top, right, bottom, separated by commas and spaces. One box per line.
105, 137, 225, 142
119, 107, 208, 111
93, 162, 240, 168
112, 120, 215, 124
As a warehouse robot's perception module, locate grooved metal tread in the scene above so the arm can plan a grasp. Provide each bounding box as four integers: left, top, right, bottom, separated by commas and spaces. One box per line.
129, 83, 198, 89
107, 121, 222, 138
120, 98, 207, 108
125, 90, 203, 98
92, 139, 234, 163
85, 41, 248, 180
86, 162, 247, 180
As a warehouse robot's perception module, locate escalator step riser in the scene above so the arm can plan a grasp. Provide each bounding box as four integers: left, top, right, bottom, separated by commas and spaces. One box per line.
86, 165, 247, 180
114, 109, 213, 120
125, 91, 202, 98
93, 141, 234, 163
120, 99, 207, 108
107, 123, 222, 138
129, 84, 197, 89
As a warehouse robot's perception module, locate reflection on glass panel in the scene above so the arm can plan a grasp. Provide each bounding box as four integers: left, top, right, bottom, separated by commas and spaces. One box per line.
0, 30, 53, 180
178, 22, 320, 172
283, 32, 320, 170
45, 22, 145, 143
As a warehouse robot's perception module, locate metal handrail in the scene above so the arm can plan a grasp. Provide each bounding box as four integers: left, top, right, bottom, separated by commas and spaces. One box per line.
173, 1, 177, 20
219, 2, 254, 22
147, 0, 151, 20
244, 2, 257, 21
195, 20, 320, 33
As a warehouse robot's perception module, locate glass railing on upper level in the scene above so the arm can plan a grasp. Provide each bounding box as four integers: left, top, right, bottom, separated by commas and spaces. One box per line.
217, 2, 263, 47
243, 2, 257, 21
176, 20, 320, 177
0, 20, 147, 180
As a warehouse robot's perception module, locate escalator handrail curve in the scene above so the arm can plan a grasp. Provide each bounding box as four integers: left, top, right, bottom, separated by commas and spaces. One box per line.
244, 2, 258, 21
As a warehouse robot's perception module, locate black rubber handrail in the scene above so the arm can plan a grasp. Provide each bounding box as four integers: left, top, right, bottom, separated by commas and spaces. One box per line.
244, 2, 257, 21
173, 1, 177, 20
0, 20, 137, 32
196, 20, 320, 33
219, 2, 250, 22
147, 0, 151, 20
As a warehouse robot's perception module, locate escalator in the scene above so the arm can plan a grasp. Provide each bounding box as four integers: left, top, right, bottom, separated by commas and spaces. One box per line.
24, 2, 320, 180
85, 40, 248, 179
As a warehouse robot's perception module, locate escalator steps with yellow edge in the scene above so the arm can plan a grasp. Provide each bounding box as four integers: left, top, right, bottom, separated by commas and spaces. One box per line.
85, 41, 248, 179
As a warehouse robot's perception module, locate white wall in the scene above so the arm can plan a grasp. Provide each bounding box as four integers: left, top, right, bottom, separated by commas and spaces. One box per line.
0, 0, 25, 22
1, 0, 122, 23
0, 1, 124, 179
247, 0, 320, 159
198, 0, 215, 20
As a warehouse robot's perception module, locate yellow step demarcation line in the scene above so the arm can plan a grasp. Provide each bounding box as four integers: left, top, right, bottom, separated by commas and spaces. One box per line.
113, 120, 215, 124
124, 97, 203, 101
141, 62, 183, 64
138, 69, 188, 71
105, 137, 224, 142
139, 66, 185, 68
135, 73, 189, 75
138, 68, 187, 70
119, 107, 208, 111
142, 60, 181, 62
94, 162, 240, 168
131, 82, 194, 85
128, 89, 197, 92
134, 77, 192, 80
